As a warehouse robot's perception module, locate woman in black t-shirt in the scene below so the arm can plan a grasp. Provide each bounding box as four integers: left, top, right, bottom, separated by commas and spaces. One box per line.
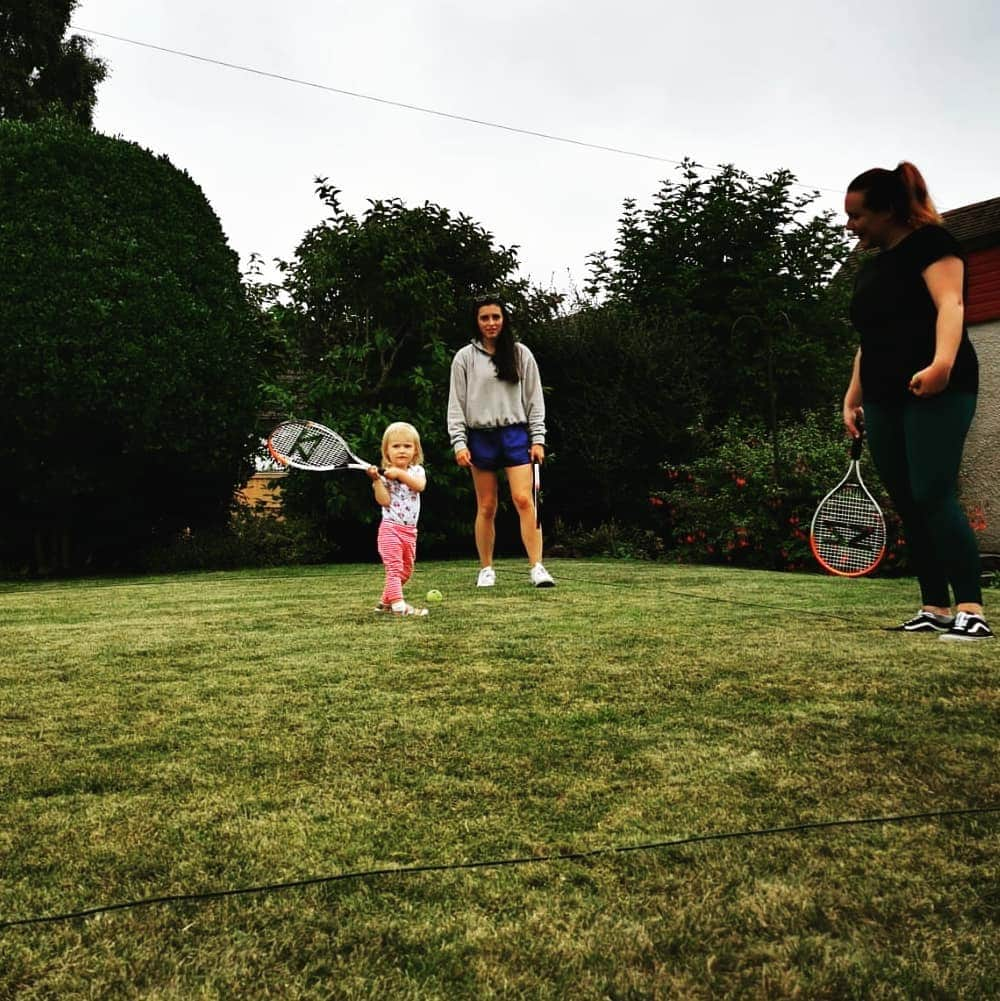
842, 161, 991, 641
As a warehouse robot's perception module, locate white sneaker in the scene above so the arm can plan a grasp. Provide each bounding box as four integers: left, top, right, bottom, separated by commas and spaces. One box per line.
390, 603, 429, 617
530, 562, 555, 588
477, 566, 496, 588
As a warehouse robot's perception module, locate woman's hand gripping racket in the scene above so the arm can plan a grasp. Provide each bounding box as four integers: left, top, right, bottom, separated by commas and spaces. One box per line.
809, 422, 886, 577
267, 420, 380, 474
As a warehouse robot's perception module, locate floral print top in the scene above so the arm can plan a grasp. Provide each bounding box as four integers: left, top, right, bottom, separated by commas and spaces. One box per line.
381, 465, 424, 527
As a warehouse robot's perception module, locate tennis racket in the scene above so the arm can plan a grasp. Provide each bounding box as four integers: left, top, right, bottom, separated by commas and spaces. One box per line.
532, 457, 541, 529
267, 420, 379, 473
809, 423, 886, 577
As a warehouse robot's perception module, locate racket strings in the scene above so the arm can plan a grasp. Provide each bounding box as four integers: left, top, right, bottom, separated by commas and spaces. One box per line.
270, 424, 353, 469
812, 484, 886, 574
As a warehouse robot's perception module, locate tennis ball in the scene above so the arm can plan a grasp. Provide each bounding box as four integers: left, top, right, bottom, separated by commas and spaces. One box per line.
426, 589, 443, 603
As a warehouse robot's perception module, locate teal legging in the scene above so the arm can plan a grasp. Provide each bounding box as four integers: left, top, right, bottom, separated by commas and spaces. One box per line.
865, 392, 980, 607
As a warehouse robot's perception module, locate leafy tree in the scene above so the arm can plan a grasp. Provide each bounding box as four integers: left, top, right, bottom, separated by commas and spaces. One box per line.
0, 1, 107, 127
531, 302, 705, 533
268, 182, 557, 558
527, 162, 853, 541
586, 160, 853, 432
0, 116, 262, 573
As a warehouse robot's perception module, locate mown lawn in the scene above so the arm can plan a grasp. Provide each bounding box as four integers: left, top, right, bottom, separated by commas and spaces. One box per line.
1, 560, 997, 999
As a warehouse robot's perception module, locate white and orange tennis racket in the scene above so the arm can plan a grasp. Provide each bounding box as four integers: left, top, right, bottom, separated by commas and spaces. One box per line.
267, 420, 379, 474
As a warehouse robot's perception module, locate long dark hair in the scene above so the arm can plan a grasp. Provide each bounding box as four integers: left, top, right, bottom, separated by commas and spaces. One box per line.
847, 161, 942, 228
472, 296, 520, 383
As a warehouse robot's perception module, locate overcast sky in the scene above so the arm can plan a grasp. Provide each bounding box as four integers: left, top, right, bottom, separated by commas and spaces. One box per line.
72, 0, 1000, 297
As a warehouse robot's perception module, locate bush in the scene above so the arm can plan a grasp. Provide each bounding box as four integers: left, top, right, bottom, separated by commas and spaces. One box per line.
531, 304, 706, 532
140, 509, 337, 573
547, 519, 665, 561
0, 115, 262, 574
652, 411, 910, 573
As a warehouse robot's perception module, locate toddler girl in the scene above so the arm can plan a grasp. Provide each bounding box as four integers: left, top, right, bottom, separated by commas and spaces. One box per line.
368, 422, 428, 616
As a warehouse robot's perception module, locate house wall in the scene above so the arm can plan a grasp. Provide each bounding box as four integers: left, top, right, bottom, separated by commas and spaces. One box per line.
963, 318, 1000, 552
235, 470, 287, 516
966, 246, 1000, 324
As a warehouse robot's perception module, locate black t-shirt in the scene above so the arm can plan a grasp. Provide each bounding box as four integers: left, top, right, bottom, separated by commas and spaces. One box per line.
849, 224, 978, 403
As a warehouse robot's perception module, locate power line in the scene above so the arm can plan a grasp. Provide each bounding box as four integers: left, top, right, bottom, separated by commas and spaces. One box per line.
72, 26, 841, 196
2, 806, 994, 929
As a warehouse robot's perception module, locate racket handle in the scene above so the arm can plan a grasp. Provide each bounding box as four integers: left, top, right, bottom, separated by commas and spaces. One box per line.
851, 419, 865, 461
531, 458, 541, 528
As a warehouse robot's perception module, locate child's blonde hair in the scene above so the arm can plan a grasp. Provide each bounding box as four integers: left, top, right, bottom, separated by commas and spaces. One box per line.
381, 421, 423, 467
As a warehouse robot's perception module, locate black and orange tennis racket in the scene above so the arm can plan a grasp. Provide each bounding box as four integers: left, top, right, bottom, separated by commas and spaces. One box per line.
809, 423, 886, 577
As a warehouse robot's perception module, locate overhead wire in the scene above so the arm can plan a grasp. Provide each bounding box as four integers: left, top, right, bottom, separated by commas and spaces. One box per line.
71, 26, 841, 195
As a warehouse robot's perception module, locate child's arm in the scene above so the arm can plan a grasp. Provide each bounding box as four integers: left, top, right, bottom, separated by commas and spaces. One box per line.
385, 467, 426, 492
367, 466, 390, 506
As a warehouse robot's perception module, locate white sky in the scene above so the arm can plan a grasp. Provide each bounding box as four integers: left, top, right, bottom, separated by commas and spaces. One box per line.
72, 0, 1000, 296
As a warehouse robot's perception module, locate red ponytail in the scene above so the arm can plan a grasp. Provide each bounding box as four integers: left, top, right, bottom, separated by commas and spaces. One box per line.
895, 161, 942, 226
847, 161, 942, 227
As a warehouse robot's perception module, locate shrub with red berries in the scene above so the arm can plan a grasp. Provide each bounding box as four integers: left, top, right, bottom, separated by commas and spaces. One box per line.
650, 412, 922, 573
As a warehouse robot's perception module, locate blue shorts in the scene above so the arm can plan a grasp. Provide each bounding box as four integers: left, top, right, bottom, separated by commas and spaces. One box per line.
467, 424, 531, 471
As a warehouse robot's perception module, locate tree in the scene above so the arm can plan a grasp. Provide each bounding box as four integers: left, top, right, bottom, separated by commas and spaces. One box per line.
531, 302, 704, 534
0, 116, 262, 573
267, 182, 558, 558
0, 1, 107, 127
586, 161, 853, 432
525, 162, 854, 541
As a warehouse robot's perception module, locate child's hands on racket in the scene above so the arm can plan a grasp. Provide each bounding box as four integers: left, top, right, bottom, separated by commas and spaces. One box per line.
530, 443, 545, 464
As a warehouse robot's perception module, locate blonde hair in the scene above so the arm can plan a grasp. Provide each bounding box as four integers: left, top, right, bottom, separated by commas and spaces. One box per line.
381, 421, 423, 467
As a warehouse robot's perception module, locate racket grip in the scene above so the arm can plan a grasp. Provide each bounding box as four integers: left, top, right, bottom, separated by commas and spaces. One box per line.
851, 419, 865, 460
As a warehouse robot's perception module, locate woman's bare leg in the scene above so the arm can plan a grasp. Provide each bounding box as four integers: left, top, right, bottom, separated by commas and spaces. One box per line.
470, 466, 499, 567
506, 463, 542, 565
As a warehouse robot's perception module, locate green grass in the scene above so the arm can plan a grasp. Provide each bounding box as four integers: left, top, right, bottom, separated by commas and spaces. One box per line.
1, 560, 997, 1000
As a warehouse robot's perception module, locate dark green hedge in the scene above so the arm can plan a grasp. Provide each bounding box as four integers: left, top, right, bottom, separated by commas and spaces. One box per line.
0, 115, 262, 572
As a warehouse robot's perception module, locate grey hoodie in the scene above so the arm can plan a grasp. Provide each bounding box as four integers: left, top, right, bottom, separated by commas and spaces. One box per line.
446, 340, 546, 453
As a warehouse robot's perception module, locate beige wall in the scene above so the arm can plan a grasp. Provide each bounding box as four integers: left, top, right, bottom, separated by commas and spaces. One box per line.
235, 470, 287, 516
962, 320, 1000, 552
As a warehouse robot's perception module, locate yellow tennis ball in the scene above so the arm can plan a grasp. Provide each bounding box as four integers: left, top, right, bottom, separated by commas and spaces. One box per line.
426, 589, 443, 603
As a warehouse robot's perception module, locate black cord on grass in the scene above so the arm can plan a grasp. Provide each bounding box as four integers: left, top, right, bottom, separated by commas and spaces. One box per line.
2, 806, 996, 931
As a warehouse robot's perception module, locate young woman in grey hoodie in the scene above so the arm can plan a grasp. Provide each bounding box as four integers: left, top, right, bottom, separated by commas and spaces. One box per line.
447, 296, 555, 589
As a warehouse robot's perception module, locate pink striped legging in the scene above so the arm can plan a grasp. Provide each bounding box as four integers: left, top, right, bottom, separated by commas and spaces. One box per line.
377, 520, 418, 605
